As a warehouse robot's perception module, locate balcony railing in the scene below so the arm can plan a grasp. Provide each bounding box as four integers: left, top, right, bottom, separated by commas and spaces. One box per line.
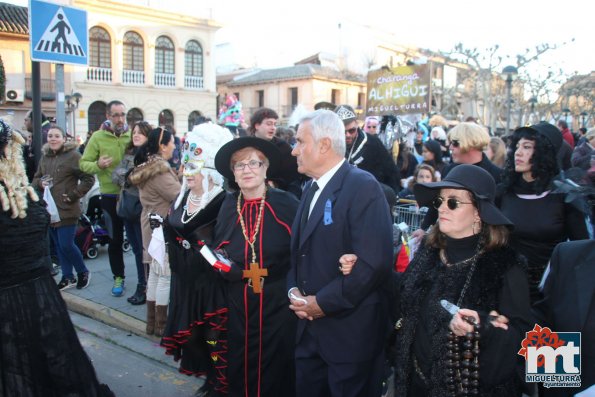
123, 70, 145, 85
184, 75, 204, 89
87, 67, 112, 83
155, 73, 175, 87
25, 78, 55, 101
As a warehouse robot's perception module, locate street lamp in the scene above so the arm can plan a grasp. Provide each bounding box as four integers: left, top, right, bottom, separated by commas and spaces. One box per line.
502, 65, 518, 134
562, 107, 570, 123
580, 111, 587, 128
528, 96, 538, 125
65, 92, 82, 140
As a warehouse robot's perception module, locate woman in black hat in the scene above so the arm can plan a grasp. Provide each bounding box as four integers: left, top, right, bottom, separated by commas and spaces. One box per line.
498, 123, 589, 303
393, 164, 532, 397
213, 137, 299, 397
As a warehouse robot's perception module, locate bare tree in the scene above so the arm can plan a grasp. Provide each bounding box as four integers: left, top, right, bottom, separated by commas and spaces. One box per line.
442, 40, 573, 133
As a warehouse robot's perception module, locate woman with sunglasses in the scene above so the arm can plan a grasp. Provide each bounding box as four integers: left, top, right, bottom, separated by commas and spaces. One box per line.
112, 121, 151, 305
129, 127, 181, 336
498, 123, 589, 303
212, 137, 299, 397
393, 164, 532, 396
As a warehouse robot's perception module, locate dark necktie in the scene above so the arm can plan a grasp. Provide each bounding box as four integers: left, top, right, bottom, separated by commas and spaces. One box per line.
300, 182, 319, 232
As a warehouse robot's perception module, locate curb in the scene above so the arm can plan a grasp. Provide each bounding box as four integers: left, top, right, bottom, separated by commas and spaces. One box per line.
61, 291, 160, 344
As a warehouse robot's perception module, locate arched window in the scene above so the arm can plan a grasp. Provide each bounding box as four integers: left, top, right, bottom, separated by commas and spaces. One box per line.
188, 110, 203, 131
89, 27, 111, 68
88, 101, 107, 132
159, 109, 174, 127
155, 36, 175, 74
127, 108, 144, 127
123, 31, 144, 71
185, 40, 203, 77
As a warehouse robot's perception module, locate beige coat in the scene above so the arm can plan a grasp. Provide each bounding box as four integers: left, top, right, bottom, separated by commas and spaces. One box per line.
129, 156, 181, 262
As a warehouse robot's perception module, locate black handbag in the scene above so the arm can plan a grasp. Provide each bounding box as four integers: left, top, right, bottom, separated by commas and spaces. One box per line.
117, 189, 142, 220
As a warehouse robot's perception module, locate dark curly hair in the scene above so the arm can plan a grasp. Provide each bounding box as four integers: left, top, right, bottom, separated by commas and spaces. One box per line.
501, 129, 559, 194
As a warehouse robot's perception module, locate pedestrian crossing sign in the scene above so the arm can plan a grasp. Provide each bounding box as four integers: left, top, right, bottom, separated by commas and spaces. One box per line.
29, 0, 88, 66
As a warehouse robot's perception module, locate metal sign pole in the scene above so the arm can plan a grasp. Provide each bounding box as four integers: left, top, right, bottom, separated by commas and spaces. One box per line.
31, 60, 42, 171
56, 63, 66, 130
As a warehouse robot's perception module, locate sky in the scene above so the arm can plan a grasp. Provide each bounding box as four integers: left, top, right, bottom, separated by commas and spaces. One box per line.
8, 0, 594, 77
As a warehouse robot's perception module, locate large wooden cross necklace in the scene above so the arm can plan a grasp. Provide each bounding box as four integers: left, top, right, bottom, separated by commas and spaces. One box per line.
236, 188, 268, 293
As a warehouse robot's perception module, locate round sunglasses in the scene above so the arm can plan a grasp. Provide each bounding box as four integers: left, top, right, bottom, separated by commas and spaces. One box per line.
432, 196, 474, 210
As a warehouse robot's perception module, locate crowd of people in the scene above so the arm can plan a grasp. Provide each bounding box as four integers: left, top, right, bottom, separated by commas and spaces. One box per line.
0, 100, 593, 397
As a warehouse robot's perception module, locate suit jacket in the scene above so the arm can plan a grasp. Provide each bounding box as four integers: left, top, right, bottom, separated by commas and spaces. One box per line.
533, 240, 595, 397
288, 161, 393, 363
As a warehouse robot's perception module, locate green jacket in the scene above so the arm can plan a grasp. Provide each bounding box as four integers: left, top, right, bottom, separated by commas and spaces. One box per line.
79, 129, 131, 194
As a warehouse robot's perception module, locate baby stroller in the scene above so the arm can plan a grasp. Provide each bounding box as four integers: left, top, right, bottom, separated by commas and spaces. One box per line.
77, 179, 131, 258
75, 213, 131, 259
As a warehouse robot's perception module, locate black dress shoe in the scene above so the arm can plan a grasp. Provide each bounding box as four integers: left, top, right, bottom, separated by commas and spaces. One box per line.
127, 284, 146, 305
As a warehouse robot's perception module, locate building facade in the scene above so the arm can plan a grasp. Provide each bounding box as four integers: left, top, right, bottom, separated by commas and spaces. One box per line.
0, 0, 220, 140
217, 59, 366, 125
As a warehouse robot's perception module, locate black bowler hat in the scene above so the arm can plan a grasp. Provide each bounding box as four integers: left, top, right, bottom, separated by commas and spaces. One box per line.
414, 164, 513, 226
214, 136, 280, 182
514, 122, 563, 152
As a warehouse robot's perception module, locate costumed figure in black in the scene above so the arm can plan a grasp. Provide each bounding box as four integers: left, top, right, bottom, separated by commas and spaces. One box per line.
335, 105, 401, 194
161, 123, 233, 396
0, 118, 113, 396
213, 137, 299, 397
498, 123, 589, 303
394, 164, 532, 397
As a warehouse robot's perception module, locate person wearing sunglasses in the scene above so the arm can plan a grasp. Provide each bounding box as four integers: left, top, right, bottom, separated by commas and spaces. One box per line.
393, 164, 532, 397
334, 104, 400, 194
412, 122, 502, 241
363, 116, 380, 135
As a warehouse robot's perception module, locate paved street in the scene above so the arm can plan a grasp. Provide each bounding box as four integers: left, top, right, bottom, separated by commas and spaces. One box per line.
71, 311, 203, 397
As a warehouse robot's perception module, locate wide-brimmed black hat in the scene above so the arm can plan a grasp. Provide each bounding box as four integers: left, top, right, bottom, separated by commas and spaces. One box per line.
413, 164, 513, 226
214, 136, 280, 182
514, 122, 563, 152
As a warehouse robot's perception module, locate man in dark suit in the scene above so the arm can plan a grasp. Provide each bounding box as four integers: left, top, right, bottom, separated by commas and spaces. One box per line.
533, 239, 595, 397
287, 109, 393, 397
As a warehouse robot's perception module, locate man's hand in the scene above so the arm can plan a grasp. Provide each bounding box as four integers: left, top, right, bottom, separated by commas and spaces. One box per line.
289, 288, 325, 321
97, 155, 113, 169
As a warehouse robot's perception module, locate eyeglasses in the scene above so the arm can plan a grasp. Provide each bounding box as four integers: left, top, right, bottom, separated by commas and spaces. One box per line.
233, 160, 264, 171
450, 140, 460, 148
432, 196, 473, 210
345, 127, 358, 134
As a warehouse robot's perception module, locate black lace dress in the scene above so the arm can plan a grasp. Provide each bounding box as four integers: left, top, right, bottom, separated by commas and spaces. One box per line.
161, 190, 228, 395
0, 199, 112, 397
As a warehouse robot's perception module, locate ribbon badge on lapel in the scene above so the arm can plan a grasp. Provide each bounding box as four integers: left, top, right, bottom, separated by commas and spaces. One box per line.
324, 199, 333, 225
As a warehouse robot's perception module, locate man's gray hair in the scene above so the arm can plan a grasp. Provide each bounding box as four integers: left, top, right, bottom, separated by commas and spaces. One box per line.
299, 110, 346, 156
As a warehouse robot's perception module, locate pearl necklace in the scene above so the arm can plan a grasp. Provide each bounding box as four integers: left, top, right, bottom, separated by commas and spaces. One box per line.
181, 186, 223, 224
236, 188, 267, 266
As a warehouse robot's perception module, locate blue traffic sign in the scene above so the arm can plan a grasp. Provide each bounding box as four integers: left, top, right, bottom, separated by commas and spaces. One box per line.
29, 0, 88, 65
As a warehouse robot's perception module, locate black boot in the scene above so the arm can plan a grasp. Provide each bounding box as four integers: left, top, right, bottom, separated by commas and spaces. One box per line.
127, 284, 146, 305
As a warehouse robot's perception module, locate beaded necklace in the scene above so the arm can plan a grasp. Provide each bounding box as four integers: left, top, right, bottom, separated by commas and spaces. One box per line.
236, 188, 267, 266
445, 237, 484, 397
181, 186, 223, 225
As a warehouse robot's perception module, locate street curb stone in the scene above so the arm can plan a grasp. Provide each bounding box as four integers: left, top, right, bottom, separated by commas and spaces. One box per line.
61, 290, 160, 343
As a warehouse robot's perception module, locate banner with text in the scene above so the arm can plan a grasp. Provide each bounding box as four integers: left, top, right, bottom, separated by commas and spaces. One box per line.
366, 65, 430, 116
